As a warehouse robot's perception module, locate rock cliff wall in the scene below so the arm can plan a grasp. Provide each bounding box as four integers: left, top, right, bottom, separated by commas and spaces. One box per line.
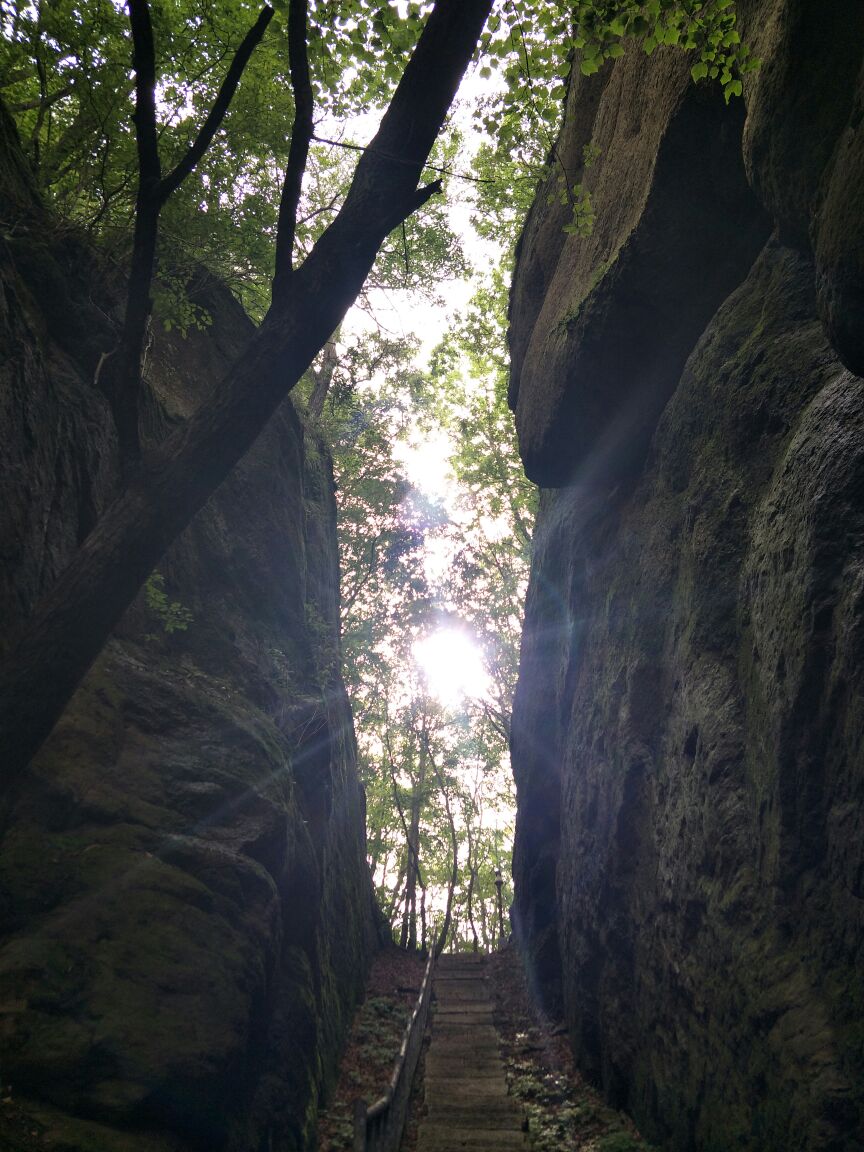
0, 104, 375, 1152
509, 3, 864, 1149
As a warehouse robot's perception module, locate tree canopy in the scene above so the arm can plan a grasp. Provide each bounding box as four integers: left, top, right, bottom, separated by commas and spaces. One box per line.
318, 322, 531, 950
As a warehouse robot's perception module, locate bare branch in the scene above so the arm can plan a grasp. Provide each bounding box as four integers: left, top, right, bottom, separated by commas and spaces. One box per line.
385, 743, 426, 892
101, 0, 162, 464
128, 0, 161, 196
10, 84, 72, 114
296, 189, 340, 228
158, 5, 274, 202
307, 334, 339, 420
273, 0, 314, 298
312, 132, 496, 185
106, 1, 273, 465
429, 750, 459, 956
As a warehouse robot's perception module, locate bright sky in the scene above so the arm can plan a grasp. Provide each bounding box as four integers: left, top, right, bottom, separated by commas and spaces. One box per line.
338, 63, 508, 705
340, 61, 505, 356
414, 627, 492, 708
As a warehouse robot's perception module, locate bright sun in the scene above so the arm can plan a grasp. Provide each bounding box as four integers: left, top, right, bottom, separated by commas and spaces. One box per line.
413, 628, 490, 707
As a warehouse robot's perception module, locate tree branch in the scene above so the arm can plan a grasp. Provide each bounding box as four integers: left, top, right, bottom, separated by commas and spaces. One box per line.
391, 179, 442, 229
273, 0, 314, 300
311, 133, 496, 185
429, 752, 459, 956
128, 0, 161, 196
102, 0, 162, 465
307, 334, 339, 420
385, 742, 425, 892
10, 83, 73, 114
104, 1, 273, 468
157, 5, 274, 203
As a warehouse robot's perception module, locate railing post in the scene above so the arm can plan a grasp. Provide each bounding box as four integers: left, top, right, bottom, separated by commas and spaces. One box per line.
495, 868, 505, 948
351, 950, 435, 1152
353, 1098, 367, 1152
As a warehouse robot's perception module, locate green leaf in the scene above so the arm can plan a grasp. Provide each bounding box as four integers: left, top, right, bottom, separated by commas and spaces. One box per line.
724, 77, 743, 100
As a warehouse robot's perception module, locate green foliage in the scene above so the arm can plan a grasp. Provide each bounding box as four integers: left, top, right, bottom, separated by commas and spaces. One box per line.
1, 0, 752, 317
595, 1134, 652, 1152
548, 172, 595, 237
571, 0, 758, 99
0, 0, 464, 319
429, 263, 537, 728
143, 572, 193, 635
152, 272, 212, 336
476, 0, 753, 129
316, 303, 526, 951
470, 0, 753, 254
504, 1053, 656, 1152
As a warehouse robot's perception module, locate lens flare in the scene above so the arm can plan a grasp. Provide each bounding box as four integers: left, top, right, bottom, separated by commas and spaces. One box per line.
413, 628, 490, 707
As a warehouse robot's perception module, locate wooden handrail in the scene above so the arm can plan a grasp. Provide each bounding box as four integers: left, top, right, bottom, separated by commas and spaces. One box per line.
353, 949, 436, 1152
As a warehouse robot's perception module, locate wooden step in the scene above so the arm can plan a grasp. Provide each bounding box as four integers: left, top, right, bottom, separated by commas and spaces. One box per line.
416, 956, 523, 1152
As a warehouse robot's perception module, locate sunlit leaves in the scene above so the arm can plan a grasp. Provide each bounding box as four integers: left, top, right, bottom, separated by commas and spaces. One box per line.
428, 263, 537, 743
471, 0, 753, 233
2, 0, 755, 324
0, 0, 460, 323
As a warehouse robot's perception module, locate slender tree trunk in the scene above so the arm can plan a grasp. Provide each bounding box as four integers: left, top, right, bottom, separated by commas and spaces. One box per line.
479, 886, 490, 951
103, 192, 159, 462
432, 761, 459, 957
103, 0, 275, 468
402, 735, 425, 951
465, 821, 479, 953
385, 862, 406, 926
420, 884, 427, 955
400, 838, 412, 950
0, 0, 493, 783
307, 332, 340, 421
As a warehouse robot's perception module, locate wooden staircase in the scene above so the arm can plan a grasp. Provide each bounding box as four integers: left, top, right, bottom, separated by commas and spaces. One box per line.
416, 954, 527, 1151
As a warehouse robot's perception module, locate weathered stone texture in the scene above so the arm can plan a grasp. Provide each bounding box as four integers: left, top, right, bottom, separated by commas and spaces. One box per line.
510, 6, 864, 1149
0, 107, 375, 1152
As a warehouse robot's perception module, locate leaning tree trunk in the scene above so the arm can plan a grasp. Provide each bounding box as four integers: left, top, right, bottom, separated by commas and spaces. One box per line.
401, 790, 421, 950
0, 0, 493, 783
420, 884, 428, 955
